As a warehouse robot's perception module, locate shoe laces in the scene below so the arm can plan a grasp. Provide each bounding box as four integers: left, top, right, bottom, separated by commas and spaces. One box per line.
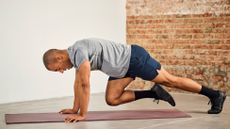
207, 95, 221, 109
207, 97, 216, 107
153, 99, 160, 104
208, 100, 212, 105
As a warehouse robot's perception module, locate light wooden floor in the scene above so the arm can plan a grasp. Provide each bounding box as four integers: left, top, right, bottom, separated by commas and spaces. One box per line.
0, 93, 229, 129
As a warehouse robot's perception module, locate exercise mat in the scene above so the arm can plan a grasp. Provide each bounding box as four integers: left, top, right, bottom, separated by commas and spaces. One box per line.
5, 109, 191, 124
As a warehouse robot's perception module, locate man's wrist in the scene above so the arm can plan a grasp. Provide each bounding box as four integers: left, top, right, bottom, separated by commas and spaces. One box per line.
79, 113, 86, 117
72, 108, 79, 113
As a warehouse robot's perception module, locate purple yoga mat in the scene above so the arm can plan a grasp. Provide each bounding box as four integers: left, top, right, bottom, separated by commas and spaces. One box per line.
5, 109, 191, 124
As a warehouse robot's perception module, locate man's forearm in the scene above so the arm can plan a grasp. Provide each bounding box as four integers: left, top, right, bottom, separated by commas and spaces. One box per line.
78, 82, 90, 117
72, 79, 80, 112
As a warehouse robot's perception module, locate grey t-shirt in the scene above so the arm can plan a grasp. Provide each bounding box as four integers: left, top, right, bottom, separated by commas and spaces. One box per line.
67, 38, 131, 78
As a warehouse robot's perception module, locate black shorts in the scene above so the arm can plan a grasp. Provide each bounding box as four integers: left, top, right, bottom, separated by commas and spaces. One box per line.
108, 45, 161, 81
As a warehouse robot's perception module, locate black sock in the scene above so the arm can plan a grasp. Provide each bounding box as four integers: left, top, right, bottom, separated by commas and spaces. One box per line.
199, 85, 219, 99
134, 90, 157, 100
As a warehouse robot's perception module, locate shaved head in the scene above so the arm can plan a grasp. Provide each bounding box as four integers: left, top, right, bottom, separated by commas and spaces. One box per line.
43, 49, 73, 72
43, 49, 60, 70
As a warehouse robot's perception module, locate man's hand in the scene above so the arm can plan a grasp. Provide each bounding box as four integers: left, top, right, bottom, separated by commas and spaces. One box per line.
59, 109, 78, 114
64, 114, 85, 123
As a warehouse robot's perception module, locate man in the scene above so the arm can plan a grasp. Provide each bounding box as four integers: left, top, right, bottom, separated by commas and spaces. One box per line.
43, 38, 226, 123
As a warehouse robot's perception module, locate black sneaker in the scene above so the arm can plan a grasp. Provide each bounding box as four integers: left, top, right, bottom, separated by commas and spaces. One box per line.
151, 84, 176, 106
208, 91, 226, 114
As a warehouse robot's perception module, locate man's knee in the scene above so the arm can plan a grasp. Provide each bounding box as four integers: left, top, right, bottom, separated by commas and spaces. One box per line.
105, 97, 120, 106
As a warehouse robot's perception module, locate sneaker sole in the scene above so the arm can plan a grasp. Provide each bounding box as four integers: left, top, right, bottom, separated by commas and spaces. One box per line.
152, 84, 176, 106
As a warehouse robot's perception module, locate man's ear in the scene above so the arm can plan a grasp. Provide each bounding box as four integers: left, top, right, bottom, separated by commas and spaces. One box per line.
56, 55, 64, 62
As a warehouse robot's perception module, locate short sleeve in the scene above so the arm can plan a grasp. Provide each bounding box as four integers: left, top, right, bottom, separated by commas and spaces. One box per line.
74, 48, 89, 69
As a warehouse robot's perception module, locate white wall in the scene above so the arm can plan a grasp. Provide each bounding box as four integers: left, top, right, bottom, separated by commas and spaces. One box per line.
0, 0, 126, 104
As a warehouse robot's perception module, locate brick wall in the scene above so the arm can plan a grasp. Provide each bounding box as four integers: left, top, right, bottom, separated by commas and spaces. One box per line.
126, 0, 230, 95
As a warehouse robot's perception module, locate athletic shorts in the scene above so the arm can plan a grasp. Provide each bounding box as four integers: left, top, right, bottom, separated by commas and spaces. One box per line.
108, 45, 161, 81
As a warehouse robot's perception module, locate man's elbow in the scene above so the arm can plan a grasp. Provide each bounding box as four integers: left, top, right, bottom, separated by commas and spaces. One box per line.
81, 82, 90, 94
81, 79, 90, 88
82, 82, 90, 88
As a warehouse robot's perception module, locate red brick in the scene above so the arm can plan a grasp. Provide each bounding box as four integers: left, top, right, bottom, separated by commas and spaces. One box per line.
214, 33, 230, 39
194, 34, 214, 39
155, 35, 169, 39
175, 14, 192, 18
191, 13, 213, 18
226, 40, 230, 44
214, 23, 228, 28
174, 34, 193, 39
145, 24, 167, 29
205, 40, 221, 44
176, 29, 203, 33
173, 24, 194, 28
183, 19, 203, 23
164, 19, 182, 23
204, 17, 225, 23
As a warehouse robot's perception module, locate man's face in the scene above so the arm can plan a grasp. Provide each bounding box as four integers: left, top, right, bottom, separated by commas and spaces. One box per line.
48, 61, 71, 73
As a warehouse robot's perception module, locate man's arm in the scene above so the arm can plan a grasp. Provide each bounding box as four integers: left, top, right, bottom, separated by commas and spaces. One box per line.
72, 71, 80, 112
59, 76, 80, 114
76, 60, 91, 117
64, 60, 91, 122
59, 70, 81, 114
